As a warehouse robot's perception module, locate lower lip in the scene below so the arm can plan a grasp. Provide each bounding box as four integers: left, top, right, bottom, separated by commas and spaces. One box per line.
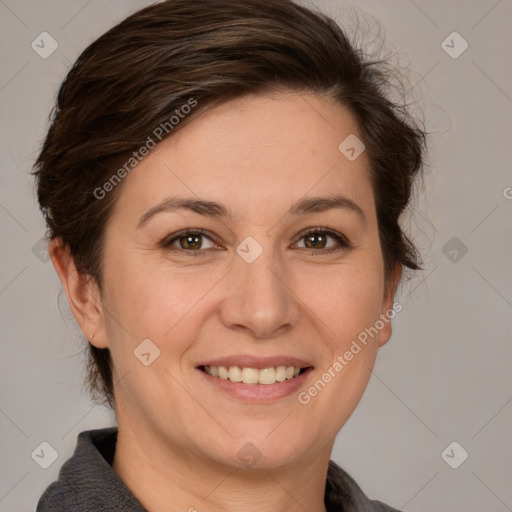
197, 368, 313, 402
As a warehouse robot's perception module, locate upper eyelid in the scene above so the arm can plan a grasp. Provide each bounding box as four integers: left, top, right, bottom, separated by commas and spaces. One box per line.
163, 229, 217, 248
164, 227, 349, 249
299, 227, 347, 239
294, 228, 350, 248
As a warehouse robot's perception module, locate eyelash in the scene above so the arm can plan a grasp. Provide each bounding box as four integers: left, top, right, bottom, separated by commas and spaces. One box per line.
162, 227, 351, 256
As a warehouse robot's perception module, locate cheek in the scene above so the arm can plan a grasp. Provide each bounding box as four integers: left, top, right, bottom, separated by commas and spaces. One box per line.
100, 252, 222, 352
294, 265, 384, 429
296, 262, 384, 346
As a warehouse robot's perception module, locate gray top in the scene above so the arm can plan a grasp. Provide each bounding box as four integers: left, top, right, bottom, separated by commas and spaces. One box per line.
36, 428, 402, 512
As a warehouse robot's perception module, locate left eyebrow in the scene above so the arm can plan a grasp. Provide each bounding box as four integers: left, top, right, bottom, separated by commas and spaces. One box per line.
136, 193, 366, 229
288, 194, 367, 225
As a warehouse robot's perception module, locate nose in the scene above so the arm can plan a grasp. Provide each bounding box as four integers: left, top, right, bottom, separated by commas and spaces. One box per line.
219, 247, 301, 340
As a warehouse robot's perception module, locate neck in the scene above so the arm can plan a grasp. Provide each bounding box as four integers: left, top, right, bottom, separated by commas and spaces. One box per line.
112, 416, 330, 512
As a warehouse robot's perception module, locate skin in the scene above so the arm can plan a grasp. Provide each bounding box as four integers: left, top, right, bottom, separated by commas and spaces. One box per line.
51, 90, 401, 512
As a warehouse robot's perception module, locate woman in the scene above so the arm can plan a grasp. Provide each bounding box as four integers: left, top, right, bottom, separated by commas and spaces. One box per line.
33, 0, 426, 510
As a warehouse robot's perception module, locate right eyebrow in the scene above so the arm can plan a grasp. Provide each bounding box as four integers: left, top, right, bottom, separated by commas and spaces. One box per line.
137, 197, 231, 228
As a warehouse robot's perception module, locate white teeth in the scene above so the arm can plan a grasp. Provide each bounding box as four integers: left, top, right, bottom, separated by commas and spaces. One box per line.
275, 366, 286, 382
228, 366, 243, 382
242, 367, 259, 384
258, 367, 275, 384
218, 366, 228, 379
203, 364, 303, 384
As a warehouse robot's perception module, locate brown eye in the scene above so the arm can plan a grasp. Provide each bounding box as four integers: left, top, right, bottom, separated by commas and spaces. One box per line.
179, 234, 203, 250
295, 228, 350, 254
164, 229, 217, 252
304, 232, 328, 249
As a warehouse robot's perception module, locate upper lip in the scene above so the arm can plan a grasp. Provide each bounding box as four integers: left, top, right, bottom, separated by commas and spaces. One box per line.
196, 355, 313, 370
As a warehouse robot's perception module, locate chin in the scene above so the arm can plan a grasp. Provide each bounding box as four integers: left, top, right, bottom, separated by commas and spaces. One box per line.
218, 430, 317, 471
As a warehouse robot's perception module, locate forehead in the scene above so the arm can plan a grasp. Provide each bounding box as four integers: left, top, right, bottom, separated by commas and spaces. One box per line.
111, 91, 374, 222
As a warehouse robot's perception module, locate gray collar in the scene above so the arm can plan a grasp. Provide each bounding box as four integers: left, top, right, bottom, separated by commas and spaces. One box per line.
37, 428, 401, 512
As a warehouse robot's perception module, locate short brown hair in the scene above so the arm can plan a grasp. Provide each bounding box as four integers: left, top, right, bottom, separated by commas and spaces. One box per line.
33, 0, 427, 407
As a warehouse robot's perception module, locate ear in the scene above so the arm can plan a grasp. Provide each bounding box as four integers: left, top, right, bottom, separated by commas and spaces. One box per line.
49, 238, 109, 349
377, 263, 402, 348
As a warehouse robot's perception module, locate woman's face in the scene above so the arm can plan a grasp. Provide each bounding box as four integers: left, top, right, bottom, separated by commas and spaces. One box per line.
93, 91, 399, 469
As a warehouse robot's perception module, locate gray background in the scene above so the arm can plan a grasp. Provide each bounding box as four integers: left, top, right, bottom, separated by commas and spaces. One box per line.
1, 0, 511, 510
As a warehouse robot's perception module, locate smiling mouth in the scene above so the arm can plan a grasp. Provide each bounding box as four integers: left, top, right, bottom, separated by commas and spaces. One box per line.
199, 365, 309, 385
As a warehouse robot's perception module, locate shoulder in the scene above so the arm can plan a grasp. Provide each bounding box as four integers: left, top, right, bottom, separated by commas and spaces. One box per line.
325, 460, 402, 512
36, 427, 146, 512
